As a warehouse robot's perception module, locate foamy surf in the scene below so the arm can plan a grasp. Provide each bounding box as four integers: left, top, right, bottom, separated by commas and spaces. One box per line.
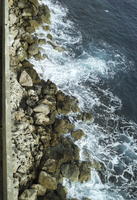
30, 0, 137, 199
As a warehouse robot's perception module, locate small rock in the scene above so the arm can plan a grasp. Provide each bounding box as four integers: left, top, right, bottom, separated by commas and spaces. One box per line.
17, 47, 27, 62
19, 189, 37, 200
19, 71, 33, 87
43, 25, 50, 31
28, 44, 39, 56
71, 129, 85, 140
79, 162, 91, 182
40, 5, 51, 24
40, 98, 53, 105
34, 52, 47, 60
10, 27, 18, 40
29, 0, 39, 8
9, 0, 14, 6
43, 191, 60, 200
22, 8, 33, 17
31, 184, 46, 196
38, 39, 46, 45
22, 33, 36, 44
26, 95, 39, 107
38, 171, 57, 190
21, 41, 28, 51
49, 138, 80, 164
77, 112, 93, 122
56, 184, 67, 200
47, 34, 53, 40
42, 159, 57, 173
14, 110, 25, 121
26, 26, 35, 33
9, 13, 17, 26
30, 20, 40, 29
33, 104, 50, 115
35, 113, 50, 125
54, 46, 65, 52
18, 1, 26, 9
42, 80, 57, 95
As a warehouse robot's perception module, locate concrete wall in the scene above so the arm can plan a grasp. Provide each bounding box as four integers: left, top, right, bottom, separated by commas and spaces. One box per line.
0, 0, 3, 198
2, 0, 14, 199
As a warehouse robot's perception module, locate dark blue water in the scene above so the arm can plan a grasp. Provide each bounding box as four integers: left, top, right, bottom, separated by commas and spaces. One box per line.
34, 0, 137, 199
59, 0, 137, 123
55, 0, 137, 199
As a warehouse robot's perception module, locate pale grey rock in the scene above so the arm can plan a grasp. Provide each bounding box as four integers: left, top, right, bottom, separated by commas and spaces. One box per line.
10, 72, 24, 111
17, 47, 27, 61
40, 98, 52, 105
9, 13, 17, 26
35, 113, 50, 125
22, 8, 32, 17
19, 189, 37, 200
19, 71, 33, 87
18, 1, 26, 9
33, 104, 50, 115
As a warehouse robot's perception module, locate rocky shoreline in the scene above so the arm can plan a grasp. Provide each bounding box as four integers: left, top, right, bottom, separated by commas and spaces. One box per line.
9, 0, 96, 199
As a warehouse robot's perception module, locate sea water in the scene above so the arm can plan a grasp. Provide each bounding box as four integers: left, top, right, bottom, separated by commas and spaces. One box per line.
30, 0, 137, 199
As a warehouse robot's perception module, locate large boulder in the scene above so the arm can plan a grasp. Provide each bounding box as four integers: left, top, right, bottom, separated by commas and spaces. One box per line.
22, 67, 41, 85
56, 184, 67, 200
79, 162, 91, 182
38, 171, 57, 190
54, 118, 74, 135
48, 138, 80, 164
56, 91, 80, 114
34, 113, 50, 125
19, 189, 37, 200
42, 80, 57, 96
19, 70, 33, 87
71, 129, 85, 140
61, 162, 80, 182
33, 104, 50, 115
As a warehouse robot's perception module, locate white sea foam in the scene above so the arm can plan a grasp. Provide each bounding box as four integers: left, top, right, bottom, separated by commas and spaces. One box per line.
31, 0, 137, 199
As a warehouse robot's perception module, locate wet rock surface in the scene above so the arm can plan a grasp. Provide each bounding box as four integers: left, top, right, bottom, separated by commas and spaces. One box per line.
9, 0, 94, 200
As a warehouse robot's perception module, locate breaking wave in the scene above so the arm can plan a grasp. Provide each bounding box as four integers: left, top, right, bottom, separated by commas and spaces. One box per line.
30, 0, 137, 199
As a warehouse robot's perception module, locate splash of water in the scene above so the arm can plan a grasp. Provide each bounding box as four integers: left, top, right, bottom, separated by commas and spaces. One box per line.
30, 0, 137, 199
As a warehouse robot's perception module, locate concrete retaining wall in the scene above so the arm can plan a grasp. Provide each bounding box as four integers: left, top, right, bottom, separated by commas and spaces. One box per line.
2, 0, 14, 199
